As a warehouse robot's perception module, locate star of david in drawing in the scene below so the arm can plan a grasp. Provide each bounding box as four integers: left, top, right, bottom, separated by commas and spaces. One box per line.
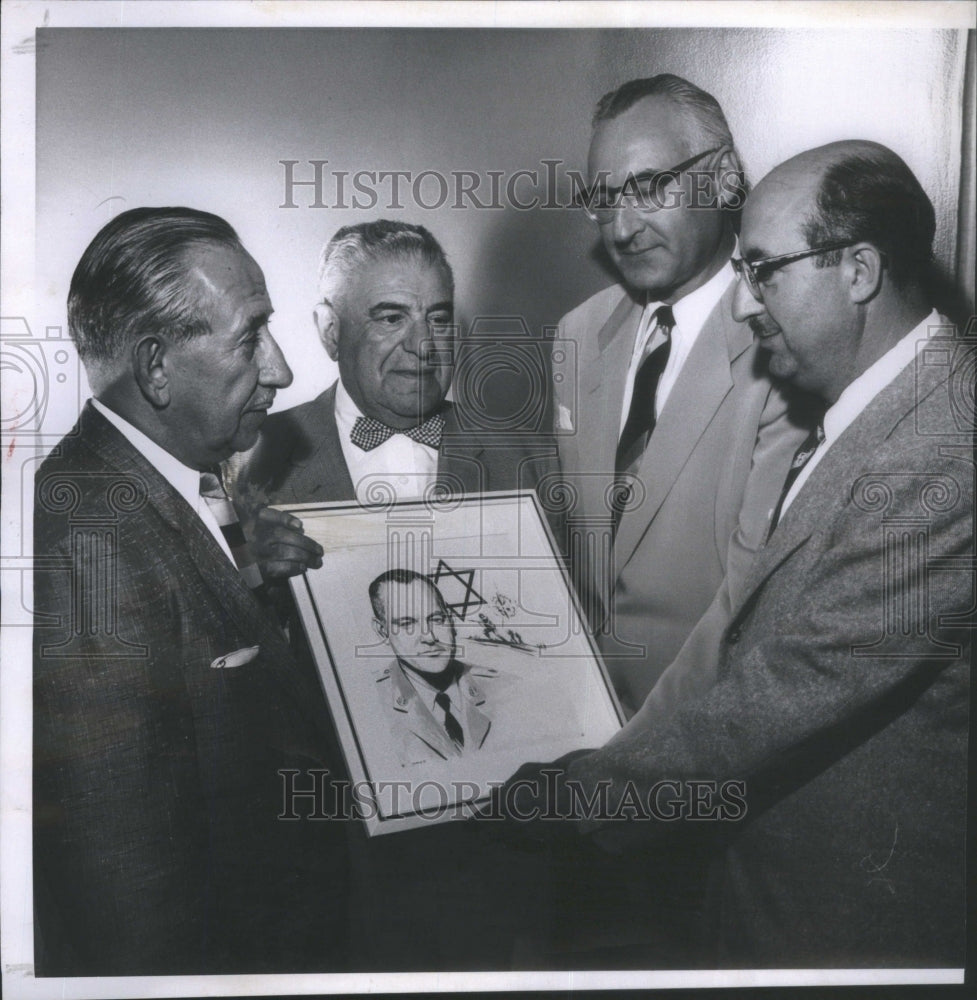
431, 559, 484, 620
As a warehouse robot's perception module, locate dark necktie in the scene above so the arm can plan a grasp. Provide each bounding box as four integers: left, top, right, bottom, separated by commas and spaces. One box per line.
616, 305, 675, 474
768, 423, 826, 537
434, 691, 465, 747
350, 409, 447, 452
199, 468, 265, 591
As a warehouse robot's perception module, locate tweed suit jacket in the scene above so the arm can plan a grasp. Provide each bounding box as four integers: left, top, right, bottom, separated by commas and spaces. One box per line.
578, 337, 973, 966
237, 381, 558, 507
554, 280, 810, 713
33, 403, 348, 976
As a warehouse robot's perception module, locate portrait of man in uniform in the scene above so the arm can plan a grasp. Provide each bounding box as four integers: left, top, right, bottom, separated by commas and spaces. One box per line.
369, 568, 511, 766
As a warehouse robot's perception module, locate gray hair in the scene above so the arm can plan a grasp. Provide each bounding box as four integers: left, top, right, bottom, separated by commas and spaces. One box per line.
318, 220, 453, 307
68, 206, 243, 369
592, 73, 736, 153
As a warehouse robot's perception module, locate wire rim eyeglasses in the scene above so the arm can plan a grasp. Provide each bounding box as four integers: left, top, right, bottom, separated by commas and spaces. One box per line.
579, 146, 725, 224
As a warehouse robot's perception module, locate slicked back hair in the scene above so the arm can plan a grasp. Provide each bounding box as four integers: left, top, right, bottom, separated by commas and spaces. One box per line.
592, 73, 736, 154
802, 146, 936, 287
318, 220, 453, 309
68, 206, 243, 368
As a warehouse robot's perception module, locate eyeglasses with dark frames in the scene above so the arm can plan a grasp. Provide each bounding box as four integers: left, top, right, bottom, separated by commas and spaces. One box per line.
731, 241, 855, 301
579, 146, 725, 224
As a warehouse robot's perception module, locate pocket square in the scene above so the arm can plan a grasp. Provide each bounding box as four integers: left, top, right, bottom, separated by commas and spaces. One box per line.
210, 645, 260, 669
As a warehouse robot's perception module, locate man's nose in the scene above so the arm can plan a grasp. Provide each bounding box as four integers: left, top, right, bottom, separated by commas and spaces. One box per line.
259, 331, 294, 388
609, 203, 646, 245
731, 275, 765, 324
401, 315, 431, 359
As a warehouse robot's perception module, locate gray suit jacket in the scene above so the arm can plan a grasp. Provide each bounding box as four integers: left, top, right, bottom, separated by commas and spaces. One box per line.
33, 403, 348, 975
577, 336, 973, 966
237, 381, 558, 506
555, 280, 811, 712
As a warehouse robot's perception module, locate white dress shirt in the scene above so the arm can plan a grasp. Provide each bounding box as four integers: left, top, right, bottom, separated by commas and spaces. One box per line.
91, 397, 236, 564
779, 309, 942, 516
334, 379, 439, 505
619, 261, 734, 434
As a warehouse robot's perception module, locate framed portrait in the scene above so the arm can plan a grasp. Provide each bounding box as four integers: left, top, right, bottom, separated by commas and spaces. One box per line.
282, 490, 623, 836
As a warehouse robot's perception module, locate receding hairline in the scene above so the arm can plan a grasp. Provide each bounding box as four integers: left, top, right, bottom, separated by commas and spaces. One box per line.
372, 574, 449, 618
589, 93, 721, 171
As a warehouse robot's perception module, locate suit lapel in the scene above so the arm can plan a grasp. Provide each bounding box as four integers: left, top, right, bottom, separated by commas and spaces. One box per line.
390, 665, 460, 760
439, 404, 485, 494
289, 384, 356, 501
615, 284, 750, 574
732, 349, 953, 619
583, 292, 644, 501
458, 665, 492, 749
80, 405, 321, 709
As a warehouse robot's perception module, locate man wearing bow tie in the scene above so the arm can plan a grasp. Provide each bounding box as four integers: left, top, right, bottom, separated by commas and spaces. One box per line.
239, 219, 554, 509
235, 220, 555, 971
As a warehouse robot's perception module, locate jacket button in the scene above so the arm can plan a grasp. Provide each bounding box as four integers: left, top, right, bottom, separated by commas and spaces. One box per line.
726, 626, 742, 645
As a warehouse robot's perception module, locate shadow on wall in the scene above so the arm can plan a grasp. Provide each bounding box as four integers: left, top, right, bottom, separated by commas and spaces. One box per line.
930, 263, 974, 329
457, 202, 619, 434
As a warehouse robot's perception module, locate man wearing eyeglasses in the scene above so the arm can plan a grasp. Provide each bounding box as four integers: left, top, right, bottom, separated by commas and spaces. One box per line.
539, 139, 972, 968
554, 75, 810, 720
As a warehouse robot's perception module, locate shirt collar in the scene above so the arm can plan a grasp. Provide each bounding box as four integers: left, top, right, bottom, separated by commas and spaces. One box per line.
822, 309, 940, 445
400, 660, 461, 711
641, 257, 734, 352
91, 397, 203, 512
335, 376, 449, 438
667, 259, 735, 340
334, 378, 366, 428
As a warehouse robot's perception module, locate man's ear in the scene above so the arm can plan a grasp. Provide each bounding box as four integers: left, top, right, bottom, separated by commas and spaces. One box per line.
847, 243, 885, 304
716, 147, 748, 213
373, 618, 389, 641
314, 301, 341, 361
132, 335, 171, 407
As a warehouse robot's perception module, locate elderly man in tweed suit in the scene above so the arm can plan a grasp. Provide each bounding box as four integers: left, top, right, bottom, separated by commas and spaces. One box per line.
33, 208, 346, 976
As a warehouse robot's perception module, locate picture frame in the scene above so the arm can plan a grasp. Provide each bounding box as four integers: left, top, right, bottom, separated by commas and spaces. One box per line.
281, 490, 624, 836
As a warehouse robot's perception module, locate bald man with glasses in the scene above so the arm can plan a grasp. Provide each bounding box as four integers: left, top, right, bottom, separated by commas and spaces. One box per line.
554, 74, 812, 723
540, 140, 972, 969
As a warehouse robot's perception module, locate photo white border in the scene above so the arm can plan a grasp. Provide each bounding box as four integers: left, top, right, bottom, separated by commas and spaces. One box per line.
2, 3, 972, 997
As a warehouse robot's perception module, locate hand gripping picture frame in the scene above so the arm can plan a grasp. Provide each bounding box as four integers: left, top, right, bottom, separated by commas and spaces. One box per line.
281, 490, 623, 836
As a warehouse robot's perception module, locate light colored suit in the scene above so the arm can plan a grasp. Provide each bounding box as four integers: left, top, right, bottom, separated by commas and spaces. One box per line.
581, 336, 973, 966
555, 280, 811, 713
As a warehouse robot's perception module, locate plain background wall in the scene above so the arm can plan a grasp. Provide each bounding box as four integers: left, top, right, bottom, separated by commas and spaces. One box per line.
36, 27, 971, 427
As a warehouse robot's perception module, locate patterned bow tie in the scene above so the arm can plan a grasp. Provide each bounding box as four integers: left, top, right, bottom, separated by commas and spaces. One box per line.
350, 410, 447, 452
